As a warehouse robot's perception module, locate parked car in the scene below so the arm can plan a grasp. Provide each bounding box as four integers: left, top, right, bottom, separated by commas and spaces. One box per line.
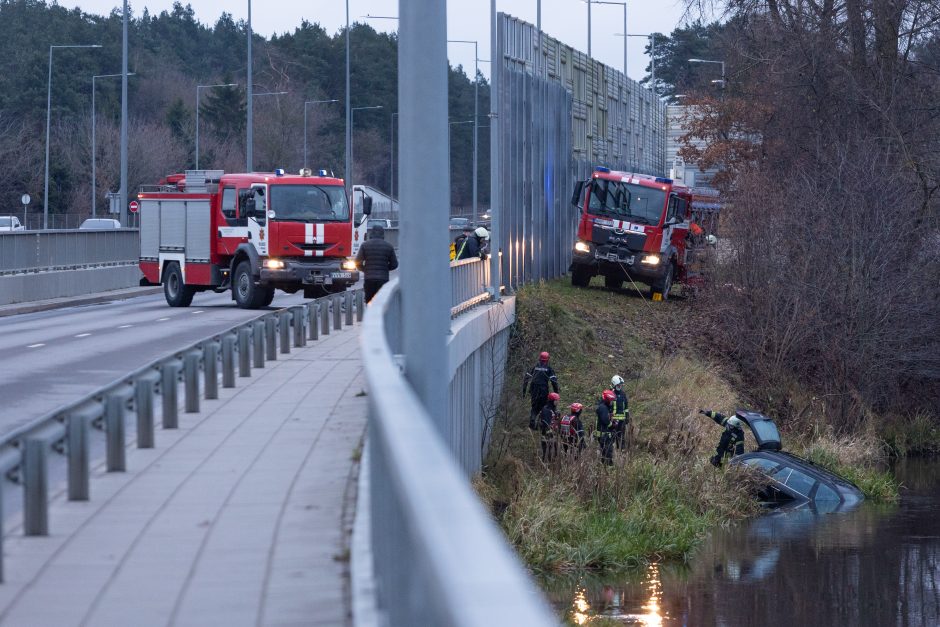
730, 411, 864, 508
449, 217, 470, 230
0, 216, 25, 232
368, 218, 394, 230
79, 218, 122, 230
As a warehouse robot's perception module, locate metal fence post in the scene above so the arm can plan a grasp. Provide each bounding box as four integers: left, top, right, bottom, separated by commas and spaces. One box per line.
308, 302, 319, 341
265, 316, 278, 360
161, 361, 179, 428
356, 290, 365, 322
345, 291, 354, 326
105, 394, 126, 472
279, 313, 291, 354
293, 307, 306, 347
136, 377, 155, 448
253, 321, 265, 368
23, 438, 48, 536
184, 351, 201, 413
332, 293, 342, 330
221, 335, 237, 388
204, 342, 219, 400
320, 297, 331, 335
238, 327, 251, 377
67, 411, 91, 500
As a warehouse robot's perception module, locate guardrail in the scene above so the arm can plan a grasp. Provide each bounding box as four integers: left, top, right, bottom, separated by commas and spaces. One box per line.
360, 279, 552, 625
450, 256, 493, 317
0, 230, 139, 275
0, 290, 363, 582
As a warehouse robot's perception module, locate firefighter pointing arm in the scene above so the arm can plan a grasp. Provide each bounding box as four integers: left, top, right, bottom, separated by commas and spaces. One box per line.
522, 351, 559, 430
701, 409, 745, 467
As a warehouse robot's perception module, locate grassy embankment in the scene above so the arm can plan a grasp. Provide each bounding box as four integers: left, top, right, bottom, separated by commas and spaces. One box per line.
479, 277, 900, 575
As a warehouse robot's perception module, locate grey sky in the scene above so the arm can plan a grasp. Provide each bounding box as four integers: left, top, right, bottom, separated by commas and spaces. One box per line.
68, 1, 689, 82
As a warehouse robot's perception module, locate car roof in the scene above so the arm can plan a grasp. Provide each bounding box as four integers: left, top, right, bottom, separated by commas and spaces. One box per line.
734, 450, 864, 502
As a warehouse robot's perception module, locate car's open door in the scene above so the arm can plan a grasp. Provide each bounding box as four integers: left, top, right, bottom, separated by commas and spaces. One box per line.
736, 411, 783, 451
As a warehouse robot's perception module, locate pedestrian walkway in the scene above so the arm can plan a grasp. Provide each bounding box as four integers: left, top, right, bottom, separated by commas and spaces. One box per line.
0, 324, 367, 626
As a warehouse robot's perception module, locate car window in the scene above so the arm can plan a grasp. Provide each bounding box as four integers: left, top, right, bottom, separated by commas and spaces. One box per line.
783, 469, 816, 497
221, 187, 237, 226
740, 457, 780, 473
0, 218, 11, 226
814, 483, 840, 502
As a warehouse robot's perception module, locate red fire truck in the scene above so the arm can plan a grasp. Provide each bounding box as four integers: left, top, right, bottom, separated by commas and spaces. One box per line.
569, 166, 693, 299
138, 169, 368, 308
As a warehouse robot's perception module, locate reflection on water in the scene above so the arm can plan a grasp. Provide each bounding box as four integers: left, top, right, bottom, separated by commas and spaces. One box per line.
547, 459, 940, 626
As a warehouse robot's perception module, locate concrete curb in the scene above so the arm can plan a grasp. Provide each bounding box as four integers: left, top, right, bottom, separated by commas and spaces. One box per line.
0, 286, 163, 318
351, 439, 381, 627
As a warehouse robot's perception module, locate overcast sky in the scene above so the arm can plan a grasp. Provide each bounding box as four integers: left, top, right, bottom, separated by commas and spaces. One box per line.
70, 0, 692, 82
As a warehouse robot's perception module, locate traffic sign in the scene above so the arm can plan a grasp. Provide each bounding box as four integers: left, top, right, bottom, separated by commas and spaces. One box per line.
21, 194, 30, 205
129, 200, 139, 213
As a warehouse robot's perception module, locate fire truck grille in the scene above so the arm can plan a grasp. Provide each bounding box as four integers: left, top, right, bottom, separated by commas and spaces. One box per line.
295, 243, 332, 252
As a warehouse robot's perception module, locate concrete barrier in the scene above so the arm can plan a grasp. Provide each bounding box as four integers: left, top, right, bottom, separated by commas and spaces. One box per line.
0, 265, 143, 306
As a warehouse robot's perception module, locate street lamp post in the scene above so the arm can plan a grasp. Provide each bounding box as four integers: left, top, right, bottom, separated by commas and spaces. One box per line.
196, 83, 237, 170
350, 105, 383, 208
304, 99, 338, 169
120, 0, 129, 227
345, 0, 351, 203
390, 111, 398, 198
248, 91, 288, 170
688, 57, 726, 88
618, 33, 657, 95
247, 0, 254, 171
44, 44, 101, 230
448, 39, 480, 225
93, 72, 134, 218
589, 1, 627, 76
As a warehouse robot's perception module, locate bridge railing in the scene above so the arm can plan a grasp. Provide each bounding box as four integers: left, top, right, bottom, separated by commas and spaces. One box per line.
450, 256, 492, 317
0, 230, 139, 275
0, 291, 362, 583
360, 276, 553, 625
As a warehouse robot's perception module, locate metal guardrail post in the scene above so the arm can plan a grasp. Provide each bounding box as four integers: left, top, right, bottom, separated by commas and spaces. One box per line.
345, 291, 354, 326
308, 302, 319, 341
204, 342, 219, 400
23, 438, 48, 536
265, 316, 278, 361
221, 335, 236, 388
162, 361, 180, 428
292, 307, 306, 347
105, 393, 126, 472
356, 290, 364, 322
238, 327, 251, 377
332, 294, 342, 330
279, 313, 291, 354
184, 352, 201, 413
135, 377, 155, 448
320, 297, 331, 335
253, 321, 265, 368
68, 410, 91, 500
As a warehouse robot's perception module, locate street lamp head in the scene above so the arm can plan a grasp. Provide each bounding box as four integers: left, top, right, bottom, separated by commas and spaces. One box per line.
688, 58, 704, 63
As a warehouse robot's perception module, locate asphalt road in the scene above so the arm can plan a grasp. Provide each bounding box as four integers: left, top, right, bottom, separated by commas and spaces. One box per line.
0, 288, 316, 436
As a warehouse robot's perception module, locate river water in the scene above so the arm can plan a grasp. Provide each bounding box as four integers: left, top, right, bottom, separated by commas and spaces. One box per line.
545, 459, 940, 626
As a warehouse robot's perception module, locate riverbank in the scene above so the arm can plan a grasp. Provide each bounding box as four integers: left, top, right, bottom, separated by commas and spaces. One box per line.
480, 278, 900, 575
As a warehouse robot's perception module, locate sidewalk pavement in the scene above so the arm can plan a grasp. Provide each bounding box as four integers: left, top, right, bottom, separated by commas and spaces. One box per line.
0, 324, 367, 626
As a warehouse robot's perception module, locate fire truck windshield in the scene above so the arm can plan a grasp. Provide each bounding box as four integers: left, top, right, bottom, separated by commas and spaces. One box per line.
269, 184, 350, 222
589, 180, 666, 225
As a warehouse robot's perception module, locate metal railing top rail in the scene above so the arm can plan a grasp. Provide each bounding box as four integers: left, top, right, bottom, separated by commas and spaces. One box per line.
0, 229, 141, 275
361, 277, 554, 625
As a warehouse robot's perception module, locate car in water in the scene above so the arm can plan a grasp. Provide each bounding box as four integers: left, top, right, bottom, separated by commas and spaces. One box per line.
729, 411, 864, 508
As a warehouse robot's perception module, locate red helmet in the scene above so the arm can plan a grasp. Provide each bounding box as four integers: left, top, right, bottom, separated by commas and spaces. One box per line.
539, 351, 550, 362
547, 392, 560, 402
602, 390, 616, 403
570, 402, 583, 413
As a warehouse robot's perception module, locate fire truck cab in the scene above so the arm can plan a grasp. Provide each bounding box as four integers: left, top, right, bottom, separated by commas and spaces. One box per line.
139, 169, 367, 309
570, 166, 692, 299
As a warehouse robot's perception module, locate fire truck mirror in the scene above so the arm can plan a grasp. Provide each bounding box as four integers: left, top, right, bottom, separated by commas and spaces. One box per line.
362, 196, 373, 216
571, 181, 585, 209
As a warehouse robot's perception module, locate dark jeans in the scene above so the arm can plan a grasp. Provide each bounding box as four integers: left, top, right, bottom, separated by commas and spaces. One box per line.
598, 434, 614, 465
364, 279, 387, 303
711, 429, 745, 466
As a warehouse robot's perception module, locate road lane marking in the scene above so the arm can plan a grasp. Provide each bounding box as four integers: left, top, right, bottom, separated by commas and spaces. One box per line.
75, 333, 92, 338
192, 310, 204, 314
118, 324, 133, 329
27, 343, 45, 348
156, 317, 170, 322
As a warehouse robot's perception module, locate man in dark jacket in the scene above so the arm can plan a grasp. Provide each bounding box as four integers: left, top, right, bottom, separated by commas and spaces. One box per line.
700, 409, 746, 467
596, 390, 616, 466
355, 225, 399, 303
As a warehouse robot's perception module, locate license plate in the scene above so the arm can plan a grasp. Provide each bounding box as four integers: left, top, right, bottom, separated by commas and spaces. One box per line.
331, 271, 352, 280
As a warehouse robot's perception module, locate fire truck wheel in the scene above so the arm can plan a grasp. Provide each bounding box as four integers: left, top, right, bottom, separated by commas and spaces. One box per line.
604, 275, 623, 291
651, 262, 674, 301
163, 262, 195, 307
261, 287, 276, 307
571, 265, 592, 288
233, 260, 266, 309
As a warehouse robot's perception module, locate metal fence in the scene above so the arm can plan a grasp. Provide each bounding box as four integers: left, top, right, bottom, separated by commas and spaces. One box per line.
450, 256, 492, 317
361, 277, 553, 625
0, 230, 140, 275
0, 291, 362, 582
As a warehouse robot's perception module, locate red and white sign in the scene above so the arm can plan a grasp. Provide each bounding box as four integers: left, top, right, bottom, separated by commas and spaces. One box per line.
128, 200, 140, 213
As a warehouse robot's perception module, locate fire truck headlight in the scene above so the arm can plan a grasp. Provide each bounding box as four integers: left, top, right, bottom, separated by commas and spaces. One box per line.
640, 254, 661, 266
574, 241, 591, 254
264, 259, 285, 270
342, 259, 358, 271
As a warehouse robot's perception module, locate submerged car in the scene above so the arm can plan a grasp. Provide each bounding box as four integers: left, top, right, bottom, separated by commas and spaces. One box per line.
729, 411, 864, 507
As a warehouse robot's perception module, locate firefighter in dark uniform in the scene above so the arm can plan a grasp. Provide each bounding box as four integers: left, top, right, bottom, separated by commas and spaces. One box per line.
522, 351, 559, 430
560, 403, 586, 456
595, 390, 617, 466
701, 409, 745, 467
539, 392, 561, 462
610, 375, 630, 450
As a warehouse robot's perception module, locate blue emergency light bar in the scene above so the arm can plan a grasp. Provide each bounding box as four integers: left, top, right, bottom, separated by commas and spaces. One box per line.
319, 169, 329, 177
654, 176, 674, 184
594, 166, 611, 173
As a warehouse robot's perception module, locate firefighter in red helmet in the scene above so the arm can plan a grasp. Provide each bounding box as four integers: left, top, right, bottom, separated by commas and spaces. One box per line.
539, 392, 561, 462
595, 390, 617, 466
522, 351, 559, 430
560, 402, 586, 455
